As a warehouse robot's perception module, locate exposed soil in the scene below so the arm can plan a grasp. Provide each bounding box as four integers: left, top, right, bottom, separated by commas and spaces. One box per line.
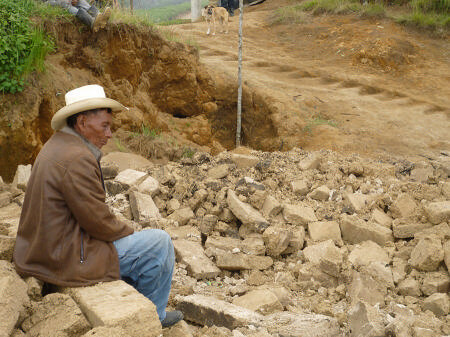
0, 0, 449, 181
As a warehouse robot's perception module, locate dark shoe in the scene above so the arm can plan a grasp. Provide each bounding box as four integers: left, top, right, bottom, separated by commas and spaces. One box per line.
161, 310, 183, 328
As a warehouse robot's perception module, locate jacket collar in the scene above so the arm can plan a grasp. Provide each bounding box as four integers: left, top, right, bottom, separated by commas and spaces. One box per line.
60, 126, 103, 162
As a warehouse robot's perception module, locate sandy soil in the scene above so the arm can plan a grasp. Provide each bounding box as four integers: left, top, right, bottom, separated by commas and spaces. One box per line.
169, 0, 450, 159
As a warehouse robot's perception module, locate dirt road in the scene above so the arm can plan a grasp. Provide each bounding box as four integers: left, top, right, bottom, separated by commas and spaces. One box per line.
170, 0, 450, 159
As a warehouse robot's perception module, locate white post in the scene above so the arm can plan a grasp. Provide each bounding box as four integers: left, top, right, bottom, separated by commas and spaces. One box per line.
191, 0, 201, 22
236, 0, 243, 148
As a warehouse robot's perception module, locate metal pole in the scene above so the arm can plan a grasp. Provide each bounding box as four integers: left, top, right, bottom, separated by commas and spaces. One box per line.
236, 0, 243, 148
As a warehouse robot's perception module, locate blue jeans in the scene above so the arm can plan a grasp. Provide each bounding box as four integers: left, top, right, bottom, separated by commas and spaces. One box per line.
113, 229, 175, 321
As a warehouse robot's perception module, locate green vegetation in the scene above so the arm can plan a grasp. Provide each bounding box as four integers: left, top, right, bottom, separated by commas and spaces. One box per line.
276, 0, 449, 32
133, 124, 161, 139
0, 0, 59, 93
182, 147, 196, 158
303, 115, 337, 134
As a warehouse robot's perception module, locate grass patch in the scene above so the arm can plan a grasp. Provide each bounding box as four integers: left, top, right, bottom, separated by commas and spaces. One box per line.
271, 5, 307, 24
303, 116, 338, 134
182, 147, 196, 158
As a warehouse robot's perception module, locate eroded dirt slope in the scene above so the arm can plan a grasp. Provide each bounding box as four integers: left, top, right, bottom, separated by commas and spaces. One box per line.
170, 0, 450, 157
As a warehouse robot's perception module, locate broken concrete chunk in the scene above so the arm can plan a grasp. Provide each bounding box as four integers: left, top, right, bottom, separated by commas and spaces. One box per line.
390, 193, 417, 219
114, 169, 147, 188
231, 154, 259, 169
422, 293, 449, 317
348, 241, 390, 268
227, 189, 269, 234
232, 289, 283, 315
21, 293, 91, 336
409, 235, 444, 272
12, 164, 32, 191
424, 201, 450, 225
176, 294, 263, 329
129, 190, 161, 222
261, 195, 282, 218
308, 221, 342, 244
291, 179, 309, 196
62, 280, 162, 337
340, 214, 393, 246
309, 185, 330, 201
138, 176, 160, 196
392, 219, 432, 239
173, 240, 220, 279
283, 203, 317, 227
168, 207, 195, 226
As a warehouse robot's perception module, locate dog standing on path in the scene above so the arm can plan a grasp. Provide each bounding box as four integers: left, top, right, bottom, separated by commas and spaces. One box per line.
202, 5, 229, 36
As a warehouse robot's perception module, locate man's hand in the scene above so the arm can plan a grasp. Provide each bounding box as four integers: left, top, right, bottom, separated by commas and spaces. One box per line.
71, 0, 78, 5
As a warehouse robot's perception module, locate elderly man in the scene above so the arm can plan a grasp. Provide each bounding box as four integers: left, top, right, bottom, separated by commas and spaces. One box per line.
13, 85, 183, 328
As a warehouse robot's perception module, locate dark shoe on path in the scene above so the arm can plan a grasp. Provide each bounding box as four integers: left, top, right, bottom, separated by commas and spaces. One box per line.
161, 310, 183, 328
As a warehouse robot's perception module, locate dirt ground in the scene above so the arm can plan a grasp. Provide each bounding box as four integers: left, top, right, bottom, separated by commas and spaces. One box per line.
170, 0, 450, 158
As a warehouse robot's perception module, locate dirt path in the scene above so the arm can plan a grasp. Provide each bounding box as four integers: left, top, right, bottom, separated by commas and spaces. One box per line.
169, 0, 450, 159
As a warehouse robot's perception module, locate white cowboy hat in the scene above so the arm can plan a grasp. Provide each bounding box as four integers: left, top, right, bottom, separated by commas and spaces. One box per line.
51, 84, 127, 130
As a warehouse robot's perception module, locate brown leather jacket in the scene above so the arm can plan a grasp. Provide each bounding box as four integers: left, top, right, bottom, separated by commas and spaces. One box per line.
13, 131, 133, 287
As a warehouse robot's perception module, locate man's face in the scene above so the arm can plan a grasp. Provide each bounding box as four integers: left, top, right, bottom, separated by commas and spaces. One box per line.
75, 109, 112, 149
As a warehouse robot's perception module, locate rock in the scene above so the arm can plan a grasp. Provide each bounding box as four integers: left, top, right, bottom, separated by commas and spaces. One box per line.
166, 198, 181, 215
249, 190, 267, 210
348, 270, 387, 306
370, 208, 392, 228
227, 190, 269, 234
208, 164, 230, 179
12, 164, 32, 191
291, 180, 309, 196
168, 207, 195, 226
81, 326, 129, 337
162, 320, 193, 337
348, 241, 390, 268
264, 311, 340, 337
262, 225, 292, 257
101, 162, 119, 180
175, 294, 263, 329
283, 226, 306, 255
298, 154, 321, 171
409, 235, 444, 271
261, 195, 282, 218
442, 181, 450, 198
25, 277, 43, 301
21, 293, 91, 336
410, 166, 434, 183
283, 203, 317, 227
303, 240, 343, 277
231, 154, 259, 169
0, 262, 30, 337
390, 193, 417, 219
348, 301, 385, 337
205, 236, 242, 253
173, 240, 220, 279
0, 235, 15, 261
0, 191, 11, 208
237, 177, 265, 191
444, 240, 450, 272
101, 152, 152, 172
343, 192, 369, 212
308, 221, 342, 244
266, 286, 293, 309
114, 169, 147, 188
216, 252, 273, 271
188, 189, 208, 211
62, 280, 162, 337
392, 219, 433, 239
398, 278, 421, 297
138, 176, 160, 196
340, 214, 393, 246
129, 191, 161, 222
241, 234, 266, 256
309, 185, 330, 201
364, 261, 394, 288
422, 293, 449, 317
421, 272, 450, 296
232, 289, 283, 315
424, 201, 450, 225
165, 225, 201, 241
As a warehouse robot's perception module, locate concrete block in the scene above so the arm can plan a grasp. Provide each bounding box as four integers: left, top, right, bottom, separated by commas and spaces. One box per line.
410, 235, 444, 271
21, 293, 91, 336
370, 208, 392, 228
264, 311, 340, 337
216, 252, 273, 271
348, 241, 390, 268
0, 235, 15, 261
129, 191, 161, 222
12, 164, 32, 191
283, 203, 317, 227
232, 289, 283, 315
63, 280, 162, 337
138, 176, 159, 196
291, 179, 309, 196
340, 214, 393, 246
173, 240, 220, 279
114, 169, 147, 188
231, 154, 259, 169
227, 189, 269, 234
422, 293, 449, 317
390, 193, 417, 219
168, 207, 195, 226
176, 294, 263, 329
309, 185, 330, 201
308, 221, 342, 244
392, 219, 433, 239
424, 201, 450, 225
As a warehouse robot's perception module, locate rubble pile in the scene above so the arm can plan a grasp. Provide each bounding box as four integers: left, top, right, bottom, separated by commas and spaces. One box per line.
1, 147, 449, 337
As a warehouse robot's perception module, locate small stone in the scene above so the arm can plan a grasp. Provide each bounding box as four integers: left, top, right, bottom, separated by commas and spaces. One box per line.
422, 293, 449, 317
390, 193, 417, 219
424, 201, 450, 225
409, 235, 444, 272
308, 185, 330, 201
308, 221, 342, 244
283, 204, 317, 227
291, 180, 309, 196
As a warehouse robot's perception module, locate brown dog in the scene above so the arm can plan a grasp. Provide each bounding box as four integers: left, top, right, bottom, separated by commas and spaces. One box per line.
202, 5, 229, 36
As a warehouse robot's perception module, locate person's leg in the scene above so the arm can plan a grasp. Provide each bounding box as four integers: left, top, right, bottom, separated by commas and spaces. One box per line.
113, 229, 175, 321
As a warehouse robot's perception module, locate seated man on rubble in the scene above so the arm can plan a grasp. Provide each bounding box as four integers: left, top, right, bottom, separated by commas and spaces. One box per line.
13, 84, 183, 328
44, 0, 111, 31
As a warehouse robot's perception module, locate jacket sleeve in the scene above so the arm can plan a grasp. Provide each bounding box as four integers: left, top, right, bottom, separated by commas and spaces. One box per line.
61, 151, 134, 242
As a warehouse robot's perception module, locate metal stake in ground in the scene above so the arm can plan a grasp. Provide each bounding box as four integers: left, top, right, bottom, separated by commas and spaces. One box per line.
236, 0, 243, 148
